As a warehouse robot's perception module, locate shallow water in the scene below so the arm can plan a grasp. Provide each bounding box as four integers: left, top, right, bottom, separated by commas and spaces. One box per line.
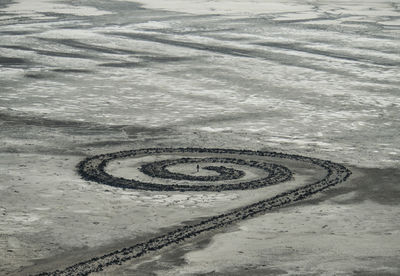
1, 0, 399, 168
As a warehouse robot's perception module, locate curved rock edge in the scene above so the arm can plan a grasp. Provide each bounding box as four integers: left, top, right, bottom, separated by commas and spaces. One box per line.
77, 148, 293, 191
35, 148, 351, 276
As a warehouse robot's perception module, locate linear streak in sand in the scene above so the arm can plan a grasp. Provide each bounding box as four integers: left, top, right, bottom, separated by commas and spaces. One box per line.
36, 148, 351, 276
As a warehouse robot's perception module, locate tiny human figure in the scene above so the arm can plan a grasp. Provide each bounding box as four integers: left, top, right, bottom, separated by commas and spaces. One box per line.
196, 164, 200, 173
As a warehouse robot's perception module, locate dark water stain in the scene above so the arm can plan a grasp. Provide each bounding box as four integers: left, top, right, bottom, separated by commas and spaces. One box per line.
114, 219, 289, 275
106, 31, 386, 82
37, 37, 148, 56
255, 41, 400, 67
107, 32, 252, 58
141, 55, 193, 63
0, 111, 125, 136
352, 262, 400, 276
99, 61, 145, 68
118, 226, 217, 275
0, 15, 66, 27
273, 16, 332, 24
0, 146, 86, 156
0, 45, 32, 51
0, 0, 14, 9
58, 24, 95, 30
99, 55, 192, 68
142, 27, 236, 35
0, 56, 28, 65
0, 44, 93, 59
38, 11, 85, 19
0, 111, 170, 142
0, 30, 39, 35
19, 215, 212, 276
79, 140, 135, 148
299, 167, 400, 206
36, 49, 91, 59
24, 73, 49, 79
122, 125, 170, 137
52, 68, 92, 73
354, 266, 399, 276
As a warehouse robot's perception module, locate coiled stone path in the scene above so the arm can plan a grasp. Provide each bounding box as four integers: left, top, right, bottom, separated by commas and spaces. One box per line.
37, 148, 351, 276
78, 148, 293, 191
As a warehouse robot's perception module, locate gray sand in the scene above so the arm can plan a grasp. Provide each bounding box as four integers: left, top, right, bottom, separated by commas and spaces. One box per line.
1, 0, 399, 275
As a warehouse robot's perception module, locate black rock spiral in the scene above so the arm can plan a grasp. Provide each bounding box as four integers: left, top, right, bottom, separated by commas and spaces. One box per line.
78, 148, 293, 191
36, 148, 351, 276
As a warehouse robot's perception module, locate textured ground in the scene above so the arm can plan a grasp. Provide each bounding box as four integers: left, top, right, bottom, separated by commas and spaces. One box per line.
98, 167, 400, 276
1, 0, 399, 275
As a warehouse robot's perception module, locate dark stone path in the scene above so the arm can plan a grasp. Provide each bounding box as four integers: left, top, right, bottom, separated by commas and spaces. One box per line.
36, 148, 351, 276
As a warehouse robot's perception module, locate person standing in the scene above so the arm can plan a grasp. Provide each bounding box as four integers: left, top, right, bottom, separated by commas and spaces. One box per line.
197, 164, 200, 172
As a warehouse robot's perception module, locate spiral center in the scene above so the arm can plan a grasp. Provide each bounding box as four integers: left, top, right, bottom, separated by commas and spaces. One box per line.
140, 158, 247, 181
78, 148, 294, 192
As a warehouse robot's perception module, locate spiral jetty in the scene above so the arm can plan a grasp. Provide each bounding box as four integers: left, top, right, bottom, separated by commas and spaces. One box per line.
36, 148, 351, 276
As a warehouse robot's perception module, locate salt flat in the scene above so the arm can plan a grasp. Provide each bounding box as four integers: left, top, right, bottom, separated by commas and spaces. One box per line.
0, 0, 399, 275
